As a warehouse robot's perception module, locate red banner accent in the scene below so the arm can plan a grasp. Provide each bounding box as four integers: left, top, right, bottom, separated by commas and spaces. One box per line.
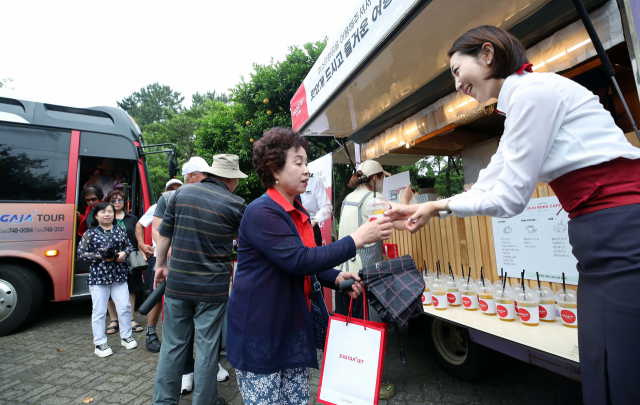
291, 83, 309, 131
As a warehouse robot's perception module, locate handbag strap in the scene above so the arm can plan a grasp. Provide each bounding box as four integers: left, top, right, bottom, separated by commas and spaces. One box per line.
347, 288, 368, 330
310, 275, 329, 319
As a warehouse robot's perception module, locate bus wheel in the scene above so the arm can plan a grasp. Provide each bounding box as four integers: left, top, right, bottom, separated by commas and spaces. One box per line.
0, 264, 44, 336
425, 317, 491, 382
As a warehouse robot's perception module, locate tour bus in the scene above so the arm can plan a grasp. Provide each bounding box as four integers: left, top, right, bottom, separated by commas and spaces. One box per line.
0, 97, 174, 336
293, 0, 640, 383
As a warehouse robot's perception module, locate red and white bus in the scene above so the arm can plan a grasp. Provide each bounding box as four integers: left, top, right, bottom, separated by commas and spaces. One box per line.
0, 97, 173, 336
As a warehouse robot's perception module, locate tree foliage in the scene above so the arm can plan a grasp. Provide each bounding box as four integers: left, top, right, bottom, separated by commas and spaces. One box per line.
192, 91, 230, 106
117, 83, 185, 130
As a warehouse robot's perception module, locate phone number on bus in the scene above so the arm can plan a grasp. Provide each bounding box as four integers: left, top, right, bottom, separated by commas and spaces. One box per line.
0, 227, 65, 234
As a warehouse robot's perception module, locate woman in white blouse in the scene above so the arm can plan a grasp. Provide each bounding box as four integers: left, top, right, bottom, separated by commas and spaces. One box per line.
387, 26, 640, 404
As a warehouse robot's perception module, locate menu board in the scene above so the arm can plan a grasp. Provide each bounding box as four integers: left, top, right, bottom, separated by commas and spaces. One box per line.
491, 197, 579, 285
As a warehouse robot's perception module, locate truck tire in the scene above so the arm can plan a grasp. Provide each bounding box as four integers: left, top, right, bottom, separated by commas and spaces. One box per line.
425, 317, 492, 382
0, 264, 44, 337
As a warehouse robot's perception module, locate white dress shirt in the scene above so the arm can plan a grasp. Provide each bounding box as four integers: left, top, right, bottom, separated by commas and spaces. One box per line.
300, 176, 332, 223
447, 71, 640, 218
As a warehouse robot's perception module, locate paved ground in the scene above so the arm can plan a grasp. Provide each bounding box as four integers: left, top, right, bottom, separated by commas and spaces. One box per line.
0, 299, 584, 405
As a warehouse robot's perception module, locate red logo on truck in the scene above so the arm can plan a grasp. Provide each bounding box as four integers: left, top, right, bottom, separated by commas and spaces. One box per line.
290, 84, 309, 131
561, 310, 576, 324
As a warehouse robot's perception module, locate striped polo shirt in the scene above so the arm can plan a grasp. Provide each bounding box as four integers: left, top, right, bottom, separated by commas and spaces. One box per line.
158, 177, 246, 302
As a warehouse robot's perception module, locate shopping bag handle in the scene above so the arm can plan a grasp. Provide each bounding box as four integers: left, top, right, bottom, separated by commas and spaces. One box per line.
347, 288, 368, 330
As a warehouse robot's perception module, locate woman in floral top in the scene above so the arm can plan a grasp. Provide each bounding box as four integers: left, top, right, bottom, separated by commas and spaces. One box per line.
77, 201, 138, 357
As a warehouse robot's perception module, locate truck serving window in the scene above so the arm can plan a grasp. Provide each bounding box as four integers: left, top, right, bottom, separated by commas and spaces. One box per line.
0, 126, 70, 202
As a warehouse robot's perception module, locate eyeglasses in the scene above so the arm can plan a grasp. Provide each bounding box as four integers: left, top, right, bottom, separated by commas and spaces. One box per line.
110, 198, 125, 203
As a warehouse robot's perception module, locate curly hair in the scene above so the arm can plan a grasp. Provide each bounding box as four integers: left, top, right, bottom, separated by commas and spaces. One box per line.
252, 127, 308, 188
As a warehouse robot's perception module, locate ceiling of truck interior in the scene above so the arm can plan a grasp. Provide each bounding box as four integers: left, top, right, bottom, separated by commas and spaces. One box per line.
304, 0, 609, 144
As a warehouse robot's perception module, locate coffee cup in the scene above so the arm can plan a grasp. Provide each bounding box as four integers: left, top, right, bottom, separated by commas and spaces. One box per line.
460, 278, 478, 311
556, 289, 578, 328
446, 276, 462, 307
495, 285, 516, 322
511, 282, 524, 316
430, 277, 448, 310
517, 287, 540, 326
533, 286, 556, 322
477, 283, 496, 316
422, 273, 432, 306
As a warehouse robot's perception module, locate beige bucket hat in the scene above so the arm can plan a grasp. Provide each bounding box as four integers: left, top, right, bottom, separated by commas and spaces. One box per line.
202, 154, 248, 179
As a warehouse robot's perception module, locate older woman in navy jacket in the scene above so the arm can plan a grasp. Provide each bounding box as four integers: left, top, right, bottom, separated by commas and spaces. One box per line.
227, 127, 393, 405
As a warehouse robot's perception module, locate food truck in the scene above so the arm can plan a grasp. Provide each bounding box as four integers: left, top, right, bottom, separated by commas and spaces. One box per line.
291, 0, 640, 382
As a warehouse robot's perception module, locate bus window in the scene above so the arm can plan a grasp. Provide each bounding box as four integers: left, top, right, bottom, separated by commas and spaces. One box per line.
0, 126, 70, 202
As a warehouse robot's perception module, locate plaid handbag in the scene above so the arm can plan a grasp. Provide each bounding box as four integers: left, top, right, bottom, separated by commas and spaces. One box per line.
361, 255, 425, 326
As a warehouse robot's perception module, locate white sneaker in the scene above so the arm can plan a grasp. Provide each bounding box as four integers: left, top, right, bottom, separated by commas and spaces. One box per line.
217, 363, 229, 382
121, 336, 138, 350
181, 372, 194, 395
95, 343, 113, 357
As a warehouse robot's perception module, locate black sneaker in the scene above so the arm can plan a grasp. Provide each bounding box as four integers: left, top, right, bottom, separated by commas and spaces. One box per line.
146, 333, 161, 353
214, 398, 226, 405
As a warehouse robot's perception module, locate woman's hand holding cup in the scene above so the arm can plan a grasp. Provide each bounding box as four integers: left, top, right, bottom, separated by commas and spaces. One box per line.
351, 216, 393, 250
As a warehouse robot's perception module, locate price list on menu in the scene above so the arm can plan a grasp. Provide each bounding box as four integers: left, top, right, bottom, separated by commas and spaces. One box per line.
491, 197, 579, 285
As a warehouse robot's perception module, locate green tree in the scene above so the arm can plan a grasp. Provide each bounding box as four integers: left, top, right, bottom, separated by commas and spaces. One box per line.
197, 39, 334, 203
117, 83, 185, 130
192, 91, 230, 106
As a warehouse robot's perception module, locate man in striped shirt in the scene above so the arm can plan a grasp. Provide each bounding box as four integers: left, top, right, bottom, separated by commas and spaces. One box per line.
152, 154, 247, 405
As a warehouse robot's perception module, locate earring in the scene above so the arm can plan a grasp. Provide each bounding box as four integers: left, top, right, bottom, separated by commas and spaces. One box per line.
487, 60, 491, 65
276, 178, 279, 184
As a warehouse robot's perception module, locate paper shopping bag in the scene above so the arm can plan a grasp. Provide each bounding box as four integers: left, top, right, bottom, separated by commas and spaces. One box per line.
318, 296, 387, 405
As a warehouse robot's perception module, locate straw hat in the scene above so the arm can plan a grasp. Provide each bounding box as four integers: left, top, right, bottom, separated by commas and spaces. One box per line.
202, 154, 247, 179
97, 159, 116, 171
358, 159, 390, 178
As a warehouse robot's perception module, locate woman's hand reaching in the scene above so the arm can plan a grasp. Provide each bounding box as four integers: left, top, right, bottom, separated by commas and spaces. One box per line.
335, 271, 364, 299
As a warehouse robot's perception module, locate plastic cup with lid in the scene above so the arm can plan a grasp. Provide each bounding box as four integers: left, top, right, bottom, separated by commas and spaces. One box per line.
365, 197, 389, 222
516, 286, 540, 326
511, 282, 524, 316
477, 282, 496, 316
430, 277, 448, 310
533, 286, 556, 322
422, 272, 432, 306
445, 275, 462, 307
556, 288, 578, 328
495, 285, 517, 322
460, 277, 478, 311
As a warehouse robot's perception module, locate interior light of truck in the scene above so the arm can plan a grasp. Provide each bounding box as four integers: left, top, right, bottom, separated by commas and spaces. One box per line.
532, 62, 545, 71
385, 138, 397, 144
567, 38, 591, 53
44, 250, 59, 257
546, 51, 567, 64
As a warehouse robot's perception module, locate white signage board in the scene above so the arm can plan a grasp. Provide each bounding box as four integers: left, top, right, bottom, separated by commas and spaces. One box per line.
491, 196, 579, 285
290, 0, 422, 132
381, 170, 410, 203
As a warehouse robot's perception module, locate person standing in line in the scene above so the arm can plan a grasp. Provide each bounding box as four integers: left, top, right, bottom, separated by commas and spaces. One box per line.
386, 26, 640, 404
299, 173, 332, 247
153, 154, 247, 405
77, 202, 138, 357
135, 178, 183, 353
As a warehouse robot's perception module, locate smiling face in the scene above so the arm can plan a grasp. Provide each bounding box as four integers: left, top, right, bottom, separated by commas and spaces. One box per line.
274, 147, 309, 199
96, 205, 114, 227
450, 45, 503, 103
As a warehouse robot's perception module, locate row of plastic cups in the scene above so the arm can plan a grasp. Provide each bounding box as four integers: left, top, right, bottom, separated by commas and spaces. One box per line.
421, 273, 577, 328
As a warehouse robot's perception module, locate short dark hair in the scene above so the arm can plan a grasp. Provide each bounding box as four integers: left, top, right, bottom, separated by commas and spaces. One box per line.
252, 127, 309, 188
91, 202, 115, 226
105, 190, 127, 204
80, 185, 103, 208
448, 25, 528, 79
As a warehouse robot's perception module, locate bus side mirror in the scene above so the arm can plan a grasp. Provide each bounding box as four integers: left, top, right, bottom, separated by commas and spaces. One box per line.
169, 157, 178, 179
